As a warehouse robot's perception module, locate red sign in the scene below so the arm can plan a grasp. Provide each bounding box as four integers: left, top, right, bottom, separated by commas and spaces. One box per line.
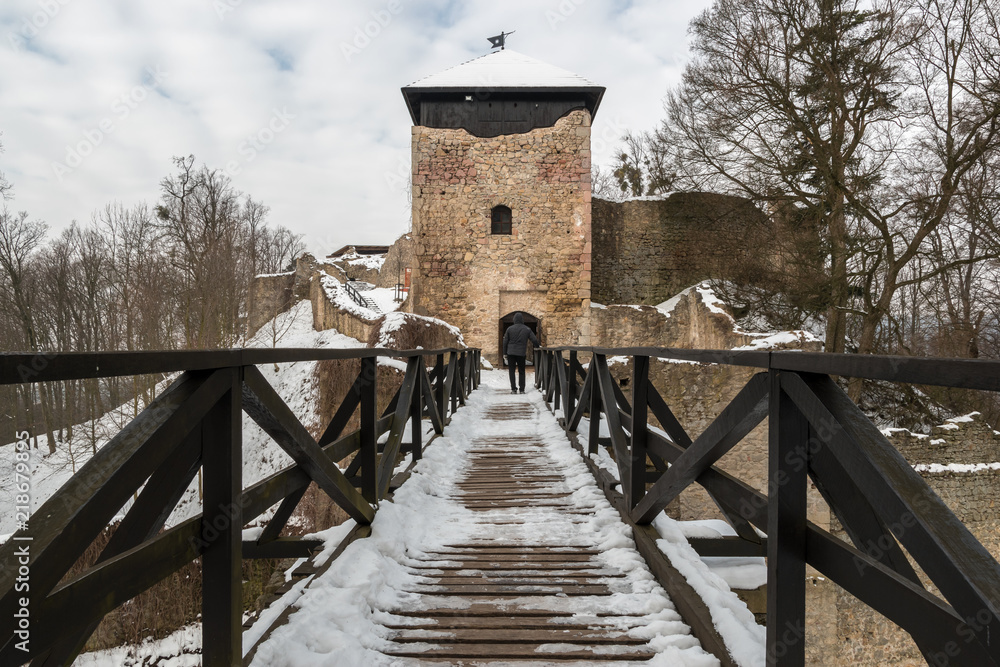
403, 267, 411, 293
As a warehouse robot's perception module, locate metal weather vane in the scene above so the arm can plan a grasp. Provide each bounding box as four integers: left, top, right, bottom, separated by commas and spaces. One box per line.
487, 31, 514, 50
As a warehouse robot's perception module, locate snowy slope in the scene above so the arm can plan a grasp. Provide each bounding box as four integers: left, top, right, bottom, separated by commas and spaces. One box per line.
0, 300, 364, 539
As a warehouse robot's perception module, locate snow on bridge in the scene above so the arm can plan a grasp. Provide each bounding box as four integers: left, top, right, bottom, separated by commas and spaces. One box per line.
242, 371, 763, 666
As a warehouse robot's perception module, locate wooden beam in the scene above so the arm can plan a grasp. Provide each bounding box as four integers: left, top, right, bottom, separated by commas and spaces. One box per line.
632, 373, 769, 524
793, 373, 1000, 657
377, 357, 420, 500
201, 369, 243, 667
765, 373, 808, 667
242, 366, 374, 525
0, 370, 230, 615
628, 356, 649, 510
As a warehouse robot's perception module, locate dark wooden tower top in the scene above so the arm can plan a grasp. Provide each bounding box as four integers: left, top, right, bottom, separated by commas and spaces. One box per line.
402, 49, 605, 137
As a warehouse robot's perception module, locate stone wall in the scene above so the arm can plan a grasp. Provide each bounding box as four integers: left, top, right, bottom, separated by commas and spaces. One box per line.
590, 286, 751, 350
410, 110, 593, 365
376, 234, 415, 289
246, 273, 295, 338
309, 273, 379, 342
591, 193, 775, 306
246, 254, 320, 338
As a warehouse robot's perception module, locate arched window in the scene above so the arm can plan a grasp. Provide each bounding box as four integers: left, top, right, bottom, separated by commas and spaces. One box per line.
491, 205, 512, 235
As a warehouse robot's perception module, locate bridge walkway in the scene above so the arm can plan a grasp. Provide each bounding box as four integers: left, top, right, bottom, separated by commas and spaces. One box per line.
246, 374, 718, 666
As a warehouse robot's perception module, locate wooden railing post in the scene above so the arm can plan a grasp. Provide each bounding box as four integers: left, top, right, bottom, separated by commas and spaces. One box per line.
629, 355, 649, 510
202, 367, 242, 667
553, 351, 565, 413
567, 351, 578, 424
588, 358, 601, 456
766, 370, 808, 667
359, 356, 378, 504
411, 357, 423, 461
435, 353, 446, 425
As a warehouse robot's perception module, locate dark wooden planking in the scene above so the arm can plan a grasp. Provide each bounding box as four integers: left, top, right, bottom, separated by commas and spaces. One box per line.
316, 370, 363, 447
359, 357, 378, 504
592, 354, 631, 482
0, 370, 229, 614
806, 527, 996, 666
537, 346, 1000, 390
0, 347, 469, 385
376, 357, 420, 500
645, 380, 693, 447
255, 484, 308, 545
567, 350, 579, 419
765, 374, 808, 667
646, 418, 997, 664
242, 366, 374, 524
411, 357, 424, 461
628, 356, 649, 509
632, 373, 769, 524
643, 428, 760, 545
420, 359, 445, 435
781, 373, 923, 586
1, 517, 206, 663
242, 537, 324, 560
566, 368, 593, 432
798, 373, 1000, 656
202, 373, 243, 667
588, 366, 601, 455
35, 427, 205, 667
688, 537, 767, 557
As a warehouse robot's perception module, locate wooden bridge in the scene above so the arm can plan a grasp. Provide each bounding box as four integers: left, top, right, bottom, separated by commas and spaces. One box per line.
1, 346, 1000, 665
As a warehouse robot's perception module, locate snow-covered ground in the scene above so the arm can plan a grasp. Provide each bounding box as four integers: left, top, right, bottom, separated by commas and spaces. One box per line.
320, 273, 403, 320
0, 300, 365, 539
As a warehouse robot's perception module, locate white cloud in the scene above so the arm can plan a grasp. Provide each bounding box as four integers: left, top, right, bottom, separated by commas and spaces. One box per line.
0, 0, 709, 254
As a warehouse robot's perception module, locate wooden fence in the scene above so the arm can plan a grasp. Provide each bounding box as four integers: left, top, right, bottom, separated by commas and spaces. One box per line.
0, 347, 480, 666
535, 346, 1000, 667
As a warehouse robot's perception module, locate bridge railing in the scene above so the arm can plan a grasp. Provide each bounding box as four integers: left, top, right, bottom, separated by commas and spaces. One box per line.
535, 346, 1000, 667
0, 346, 480, 666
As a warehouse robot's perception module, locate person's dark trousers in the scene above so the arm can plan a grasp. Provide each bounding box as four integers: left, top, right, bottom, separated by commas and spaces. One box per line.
508, 355, 527, 392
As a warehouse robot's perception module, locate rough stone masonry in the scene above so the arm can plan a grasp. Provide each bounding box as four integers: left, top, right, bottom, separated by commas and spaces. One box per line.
410, 109, 593, 364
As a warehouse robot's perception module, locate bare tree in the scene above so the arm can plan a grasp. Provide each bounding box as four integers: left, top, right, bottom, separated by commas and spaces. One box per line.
0, 133, 11, 200
649, 0, 1000, 375
0, 209, 53, 449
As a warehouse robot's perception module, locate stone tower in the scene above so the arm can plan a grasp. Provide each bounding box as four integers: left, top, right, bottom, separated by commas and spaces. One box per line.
402, 49, 605, 364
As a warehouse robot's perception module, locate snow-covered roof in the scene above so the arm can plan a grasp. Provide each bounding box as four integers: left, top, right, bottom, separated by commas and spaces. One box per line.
404, 49, 601, 91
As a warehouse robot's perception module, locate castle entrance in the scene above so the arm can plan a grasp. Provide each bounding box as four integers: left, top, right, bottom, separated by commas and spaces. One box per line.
499, 311, 539, 368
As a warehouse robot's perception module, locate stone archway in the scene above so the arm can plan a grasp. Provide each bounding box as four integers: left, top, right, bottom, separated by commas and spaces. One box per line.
498, 311, 540, 368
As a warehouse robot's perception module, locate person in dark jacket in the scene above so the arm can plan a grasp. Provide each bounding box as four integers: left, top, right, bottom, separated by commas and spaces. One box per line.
503, 312, 539, 394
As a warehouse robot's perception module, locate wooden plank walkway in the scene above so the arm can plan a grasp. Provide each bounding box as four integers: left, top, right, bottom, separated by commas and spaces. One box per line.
247, 381, 717, 666
372, 393, 700, 665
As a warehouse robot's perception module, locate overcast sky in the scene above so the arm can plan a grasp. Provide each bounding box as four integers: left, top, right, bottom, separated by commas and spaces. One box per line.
0, 0, 710, 255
